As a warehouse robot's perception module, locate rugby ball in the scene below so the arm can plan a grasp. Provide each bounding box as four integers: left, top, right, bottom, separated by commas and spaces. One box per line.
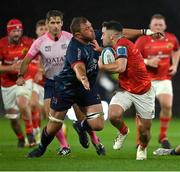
101, 47, 115, 64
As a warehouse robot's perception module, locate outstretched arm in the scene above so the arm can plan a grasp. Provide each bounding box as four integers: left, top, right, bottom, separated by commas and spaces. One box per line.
123, 28, 154, 39
73, 62, 90, 90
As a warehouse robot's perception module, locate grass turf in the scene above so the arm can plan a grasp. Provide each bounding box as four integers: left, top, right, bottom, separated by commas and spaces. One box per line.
0, 117, 180, 171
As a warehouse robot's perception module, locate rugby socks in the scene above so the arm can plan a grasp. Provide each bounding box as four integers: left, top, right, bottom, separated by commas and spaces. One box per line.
119, 121, 128, 135
32, 110, 40, 129
159, 116, 171, 141
170, 149, 180, 155
17, 133, 25, 140
87, 130, 99, 145
139, 143, 147, 150
56, 129, 69, 148
80, 119, 92, 131
39, 127, 54, 150
23, 119, 33, 134
136, 115, 140, 146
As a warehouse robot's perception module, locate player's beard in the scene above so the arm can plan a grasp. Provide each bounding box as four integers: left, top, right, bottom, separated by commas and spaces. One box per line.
10, 35, 21, 44
83, 32, 95, 43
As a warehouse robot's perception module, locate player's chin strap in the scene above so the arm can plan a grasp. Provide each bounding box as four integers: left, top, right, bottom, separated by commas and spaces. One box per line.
49, 113, 63, 123
86, 111, 104, 120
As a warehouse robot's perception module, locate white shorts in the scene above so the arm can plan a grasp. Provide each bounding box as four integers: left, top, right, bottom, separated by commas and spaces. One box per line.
110, 87, 155, 119
152, 80, 173, 96
1, 79, 33, 111
32, 83, 44, 106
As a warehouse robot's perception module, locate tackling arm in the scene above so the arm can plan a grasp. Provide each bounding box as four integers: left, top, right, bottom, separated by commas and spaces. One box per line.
73, 62, 90, 90
123, 28, 154, 39
98, 58, 127, 73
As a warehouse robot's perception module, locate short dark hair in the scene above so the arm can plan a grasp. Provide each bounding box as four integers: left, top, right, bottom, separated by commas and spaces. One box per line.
102, 20, 123, 32
70, 17, 88, 35
36, 19, 46, 29
151, 14, 166, 21
46, 10, 64, 21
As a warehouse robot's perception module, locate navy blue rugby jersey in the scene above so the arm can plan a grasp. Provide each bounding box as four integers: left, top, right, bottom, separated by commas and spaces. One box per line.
54, 37, 100, 92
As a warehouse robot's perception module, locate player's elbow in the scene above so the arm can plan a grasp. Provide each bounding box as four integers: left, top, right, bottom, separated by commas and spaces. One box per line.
116, 65, 126, 73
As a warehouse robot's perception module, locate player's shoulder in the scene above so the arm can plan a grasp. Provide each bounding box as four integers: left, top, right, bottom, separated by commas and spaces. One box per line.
61, 31, 73, 39
21, 36, 33, 45
165, 32, 178, 40
32, 33, 47, 46
136, 35, 150, 41
117, 37, 134, 46
0, 36, 8, 45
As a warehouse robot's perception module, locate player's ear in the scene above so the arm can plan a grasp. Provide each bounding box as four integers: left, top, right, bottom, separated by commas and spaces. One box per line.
61, 20, 63, 27
45, 19, 49, 25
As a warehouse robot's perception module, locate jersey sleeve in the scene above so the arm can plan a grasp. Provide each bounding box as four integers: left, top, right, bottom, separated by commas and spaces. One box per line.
66, 46, 85, 68
26, 38, 41, 59
0, 41, 3, 63
116, 46, 128, 59
172, 35, 180, 51
134, 36, 147, 56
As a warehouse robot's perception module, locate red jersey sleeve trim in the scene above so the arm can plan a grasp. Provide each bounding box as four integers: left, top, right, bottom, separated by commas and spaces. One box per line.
71, 60, 85, 69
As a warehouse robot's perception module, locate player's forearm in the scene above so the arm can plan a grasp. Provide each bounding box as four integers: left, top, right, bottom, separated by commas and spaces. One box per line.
101, 62, 125, 73
73, 63, 88, 82
0, 64, 14, 72
123, 28, 154, 39
123, 28, 142, 39
172, 50, 180, 68
19, 56, 32, 76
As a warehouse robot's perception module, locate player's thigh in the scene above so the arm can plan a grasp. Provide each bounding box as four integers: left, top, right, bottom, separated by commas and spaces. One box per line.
31, 83, 44, 106
1, 85, 18, 110
16, 79, 33, 107
44, 98, 51, 117
109, 91, 132, 118
152, 80, 173, 97
133, 87, 155, 120
157, 94, 173, 110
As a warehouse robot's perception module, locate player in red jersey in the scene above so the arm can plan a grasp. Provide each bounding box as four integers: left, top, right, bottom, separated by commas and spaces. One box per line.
135, 14, 180, 149
0, 19, 36, 147
98, 21, 155, 160
29, 19, 48, 145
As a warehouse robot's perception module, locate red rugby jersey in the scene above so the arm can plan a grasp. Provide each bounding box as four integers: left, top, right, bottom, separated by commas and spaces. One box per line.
114, 38, 151, 94
135, 32, 179, 80
0, 36, 33, 87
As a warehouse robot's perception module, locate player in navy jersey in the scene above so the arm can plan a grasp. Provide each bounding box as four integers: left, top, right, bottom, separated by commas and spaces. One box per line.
27, 17, 105, 157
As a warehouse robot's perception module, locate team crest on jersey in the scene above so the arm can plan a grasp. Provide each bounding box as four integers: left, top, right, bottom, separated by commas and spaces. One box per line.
22, 48, 28, 56
61, 44, 67, 49
45, 46, 51, 52
167, 43, 173, 49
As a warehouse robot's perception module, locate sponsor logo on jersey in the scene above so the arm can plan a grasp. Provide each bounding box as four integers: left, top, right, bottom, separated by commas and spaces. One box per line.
45, 46, 51, 52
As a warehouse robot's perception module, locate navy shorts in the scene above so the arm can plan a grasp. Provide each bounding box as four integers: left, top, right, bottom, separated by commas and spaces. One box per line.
44, 78, 55, 99
50, 85, 101, 111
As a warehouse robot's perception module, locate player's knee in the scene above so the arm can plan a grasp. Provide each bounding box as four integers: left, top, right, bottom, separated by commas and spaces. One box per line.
48, 113, 64, 124
31, 100, 39, 110
87, 112, 104, 131
92, 118, 104, 131
108, 110, 122, 122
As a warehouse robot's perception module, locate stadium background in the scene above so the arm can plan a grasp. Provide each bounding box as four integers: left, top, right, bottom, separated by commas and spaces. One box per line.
1, 0, 180, 117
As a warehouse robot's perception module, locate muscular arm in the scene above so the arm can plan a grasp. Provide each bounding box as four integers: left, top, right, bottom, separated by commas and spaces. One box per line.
99, 58, 127, 73
73, 62, 90, 90
123, 28, 155, 39
16, 56, 33, 85
172, 49, 180, 68
123, 28, 142, 39
0, 58, 21, 72
19, 56, 33, 76
169, 49, 180, 76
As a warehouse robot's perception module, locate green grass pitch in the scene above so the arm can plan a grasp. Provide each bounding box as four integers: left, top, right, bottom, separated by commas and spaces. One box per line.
0, 117, 180, 171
